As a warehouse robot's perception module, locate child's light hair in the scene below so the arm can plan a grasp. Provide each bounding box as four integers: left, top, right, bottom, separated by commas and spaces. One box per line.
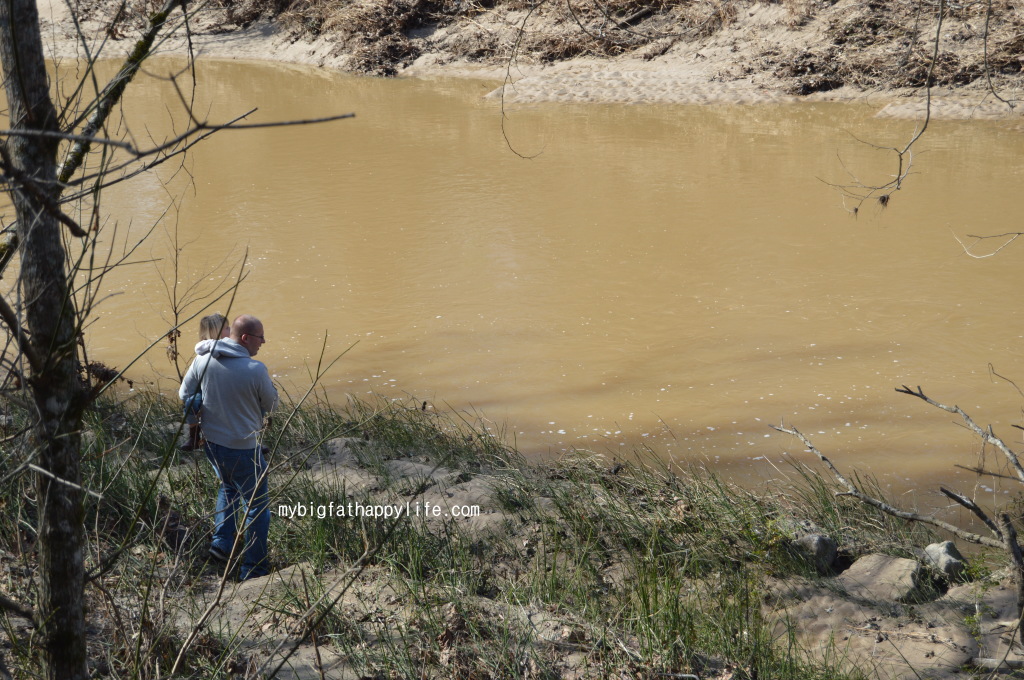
199, 313, 229, 341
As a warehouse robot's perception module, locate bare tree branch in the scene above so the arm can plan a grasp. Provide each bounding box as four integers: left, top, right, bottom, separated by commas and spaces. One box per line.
770, 422, 1003, 549
499, 0, 546, 160
896, 385, 1024, 484
0, 128, 135, 152
777, 384, 1024, 644
953, 464, 1021, 483
825, 0, 946, 214
953, 231, 1024, 258
0, 144, 87, 237
26, 464, 103, 500
982, 0, 1016, 109
0, 296, 41, 373
939, 486, 1000, 536
57, 0, 187, 185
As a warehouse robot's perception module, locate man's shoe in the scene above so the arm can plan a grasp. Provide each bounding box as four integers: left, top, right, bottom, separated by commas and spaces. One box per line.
208, 545, 231, 563
179, 424, 204, 451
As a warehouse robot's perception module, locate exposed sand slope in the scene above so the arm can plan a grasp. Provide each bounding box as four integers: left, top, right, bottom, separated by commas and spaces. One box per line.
36, 0, 1024, 117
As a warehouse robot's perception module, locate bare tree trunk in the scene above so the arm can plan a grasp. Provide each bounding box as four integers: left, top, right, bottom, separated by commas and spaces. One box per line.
0, 0, 90, 678
999, 513, 1024, 642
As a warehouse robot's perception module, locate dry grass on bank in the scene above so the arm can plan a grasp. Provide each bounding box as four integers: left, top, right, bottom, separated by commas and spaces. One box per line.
178, 0, 1024, 90
1, 388, 1008, 678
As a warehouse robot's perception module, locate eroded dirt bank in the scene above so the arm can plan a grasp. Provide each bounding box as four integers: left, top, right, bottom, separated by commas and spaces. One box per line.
40, 0, 1024, 117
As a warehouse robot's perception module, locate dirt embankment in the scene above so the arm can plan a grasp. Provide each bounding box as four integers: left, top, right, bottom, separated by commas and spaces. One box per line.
41, 0, 1024, 114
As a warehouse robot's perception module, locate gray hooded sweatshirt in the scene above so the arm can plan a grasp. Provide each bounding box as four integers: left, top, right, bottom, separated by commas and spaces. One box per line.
179, 338, 278, 449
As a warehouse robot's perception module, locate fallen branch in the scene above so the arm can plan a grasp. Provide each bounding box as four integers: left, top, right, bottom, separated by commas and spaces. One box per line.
774, 386, 1024, 643
0, 592, 34, 620
769, 422, 1001, 549
896, 385, 1024, 485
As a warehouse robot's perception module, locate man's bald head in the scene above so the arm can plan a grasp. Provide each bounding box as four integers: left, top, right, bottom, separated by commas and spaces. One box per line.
231, 315, 266, 356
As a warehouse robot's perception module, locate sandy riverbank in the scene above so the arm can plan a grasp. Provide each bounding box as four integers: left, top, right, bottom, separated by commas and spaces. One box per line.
37, 0, 1024, 118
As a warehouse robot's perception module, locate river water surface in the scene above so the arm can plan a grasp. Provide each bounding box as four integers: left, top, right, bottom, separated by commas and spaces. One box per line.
80, 58, 1024, 495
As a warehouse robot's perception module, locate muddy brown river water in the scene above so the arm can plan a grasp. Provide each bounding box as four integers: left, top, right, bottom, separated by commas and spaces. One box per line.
66, 58, 1024, 498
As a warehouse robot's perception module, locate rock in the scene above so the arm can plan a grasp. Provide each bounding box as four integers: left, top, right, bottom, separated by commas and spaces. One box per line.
774, 518, 838, 573
774, 517, 819, 538
318, 437, 364, 466
837, 553, 926, 603
792, 533, 838, 573
923, 541, 966, 580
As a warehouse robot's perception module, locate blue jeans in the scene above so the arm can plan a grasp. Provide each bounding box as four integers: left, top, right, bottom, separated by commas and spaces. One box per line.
205, 441, 270, 580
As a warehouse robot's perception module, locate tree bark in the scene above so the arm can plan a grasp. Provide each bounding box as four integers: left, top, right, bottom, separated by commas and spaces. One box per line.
0, 0, 90, 678
998, 513, 1024, 643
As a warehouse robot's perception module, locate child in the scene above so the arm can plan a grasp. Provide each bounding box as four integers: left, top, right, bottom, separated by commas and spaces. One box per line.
180, 314, 230, 451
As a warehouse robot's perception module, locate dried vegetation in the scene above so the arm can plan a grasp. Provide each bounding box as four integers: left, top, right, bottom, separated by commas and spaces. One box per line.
767, 0, 1024, 93
161, 0, 1024, 92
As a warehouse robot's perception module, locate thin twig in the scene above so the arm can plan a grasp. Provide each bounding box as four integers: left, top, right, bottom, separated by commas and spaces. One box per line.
953, 230, 1022, 258
500, 0, 545, 160
27, 463, 103, 501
